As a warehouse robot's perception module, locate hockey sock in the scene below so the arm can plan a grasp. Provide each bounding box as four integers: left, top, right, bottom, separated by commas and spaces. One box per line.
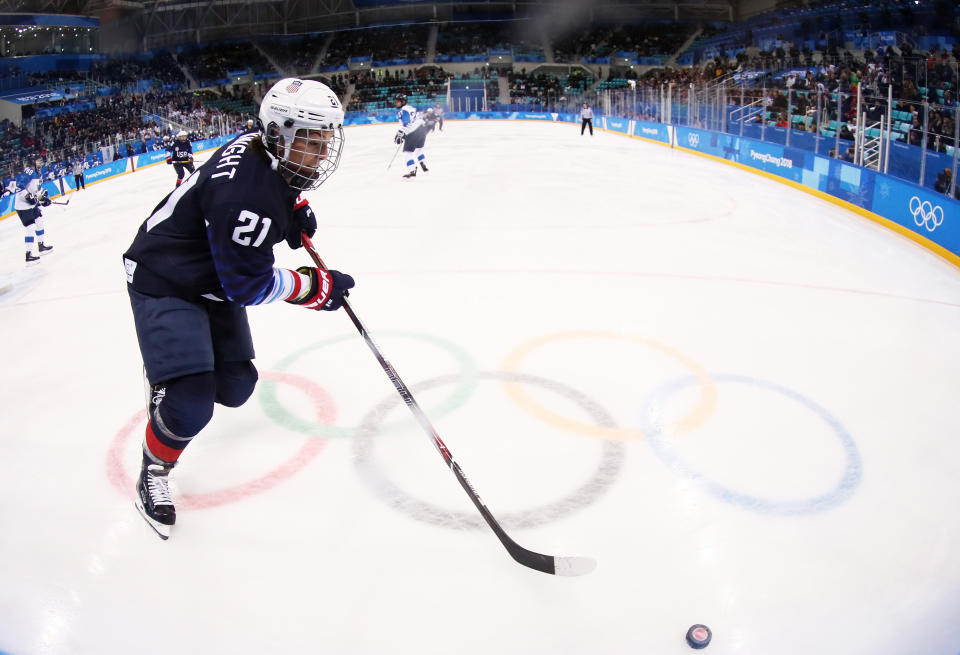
24, 231, 37, 256
143, 372, 216, 464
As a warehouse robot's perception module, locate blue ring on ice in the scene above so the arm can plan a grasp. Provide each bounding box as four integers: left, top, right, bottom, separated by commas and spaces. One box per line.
639, 374, 861, 515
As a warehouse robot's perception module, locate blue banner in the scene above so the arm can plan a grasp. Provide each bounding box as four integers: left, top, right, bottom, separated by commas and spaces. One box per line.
41, 178, 70, 198
604, 117, 630, 134
872, 176, 960, 254
0, 88, 64, 104
511, 112, 554, 121
82, 159, 130, 185
633, 121, 670, 144
136, 150, 169, 169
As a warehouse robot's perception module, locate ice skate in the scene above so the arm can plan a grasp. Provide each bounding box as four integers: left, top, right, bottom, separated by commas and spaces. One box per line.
38, 242, 53, 256
25, 252, 40, 265
135, 460, 176, 539
402, 168, 417, 179
419, 161, 429, 172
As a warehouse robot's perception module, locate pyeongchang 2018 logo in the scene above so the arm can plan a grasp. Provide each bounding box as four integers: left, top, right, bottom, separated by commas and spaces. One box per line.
687, 133, 700, 147
909, 196, 944, 232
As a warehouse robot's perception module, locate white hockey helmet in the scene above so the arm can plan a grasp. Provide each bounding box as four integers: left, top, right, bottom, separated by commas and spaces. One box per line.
259, 78, 345, 191
177, 130, 188, 140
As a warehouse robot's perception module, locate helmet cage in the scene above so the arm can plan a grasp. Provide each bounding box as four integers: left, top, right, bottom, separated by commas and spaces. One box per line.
263, 123, 344, 191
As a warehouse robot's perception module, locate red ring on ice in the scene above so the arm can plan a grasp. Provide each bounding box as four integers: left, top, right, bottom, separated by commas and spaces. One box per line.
105, 371, 335, 509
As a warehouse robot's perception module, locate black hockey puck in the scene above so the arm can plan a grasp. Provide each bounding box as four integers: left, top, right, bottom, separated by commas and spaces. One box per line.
685, 624, 711, 649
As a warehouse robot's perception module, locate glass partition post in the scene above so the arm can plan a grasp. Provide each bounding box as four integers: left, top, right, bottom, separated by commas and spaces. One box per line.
721, 83, 727, 134
760, 84, 767, 142
667, 83, 673, 124
815, 88, 822, 155
884, 85, 893, 174
952, 110, 959, 198
834, 93, 842, 158
919, 101, 929, 186
786, 88, 793, 147
658, 84, 664, 123
739, 84, 745, 137
854, 83, 863, 166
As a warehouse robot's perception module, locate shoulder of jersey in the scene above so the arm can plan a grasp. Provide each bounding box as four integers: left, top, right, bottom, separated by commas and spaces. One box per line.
205, 135, 274, 189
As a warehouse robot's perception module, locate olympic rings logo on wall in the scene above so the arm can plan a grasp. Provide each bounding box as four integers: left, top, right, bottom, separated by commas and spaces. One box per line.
687, 132, 700, 147
909, 195, 944, 232
106, 331, 861, 524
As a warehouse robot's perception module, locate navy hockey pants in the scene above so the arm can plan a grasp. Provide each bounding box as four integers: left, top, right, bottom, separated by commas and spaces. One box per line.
128, 288, 257, 461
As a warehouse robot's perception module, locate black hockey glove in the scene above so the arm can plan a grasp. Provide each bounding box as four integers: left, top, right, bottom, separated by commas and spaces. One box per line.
394, 130, 405, 145
286, 196, 317, 249
284, 267, 354, 311
39, 190, 51, 207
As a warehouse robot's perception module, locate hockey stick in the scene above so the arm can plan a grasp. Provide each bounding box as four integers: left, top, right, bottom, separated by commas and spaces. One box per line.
301, 233, 596, 577
387, 143, 402, 170
51, 198, 70, 206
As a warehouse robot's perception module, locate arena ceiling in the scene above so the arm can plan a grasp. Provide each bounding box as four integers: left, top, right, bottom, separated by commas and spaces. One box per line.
0, 0, 763, 50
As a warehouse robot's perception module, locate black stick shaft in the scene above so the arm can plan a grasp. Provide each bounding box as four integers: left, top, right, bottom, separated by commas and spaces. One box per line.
300, 233, 563, 574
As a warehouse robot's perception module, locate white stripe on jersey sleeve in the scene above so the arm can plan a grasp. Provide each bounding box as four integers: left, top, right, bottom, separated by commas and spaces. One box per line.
250, 267, 302, 305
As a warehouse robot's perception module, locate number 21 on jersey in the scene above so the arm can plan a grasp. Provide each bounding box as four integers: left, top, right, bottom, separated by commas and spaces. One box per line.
232, 210, 272, 247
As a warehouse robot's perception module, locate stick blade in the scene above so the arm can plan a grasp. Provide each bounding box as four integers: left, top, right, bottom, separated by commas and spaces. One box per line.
553, 556, 597, 577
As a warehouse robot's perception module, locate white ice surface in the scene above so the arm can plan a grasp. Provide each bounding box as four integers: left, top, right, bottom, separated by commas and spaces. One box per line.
1, 121, 959, 655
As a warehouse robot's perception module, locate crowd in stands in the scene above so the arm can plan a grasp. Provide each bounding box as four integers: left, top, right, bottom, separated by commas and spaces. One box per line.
90, 51, 186, 88
1, 4, 958, 196
322, 26, 427, 70
348, 68, 447, 112
178, 42, 273, 86
553, 23, 692, 63
259, 34, 328, 77
436, 22, 512, 57
0, 88, 252, 188
506, 68, 594, 107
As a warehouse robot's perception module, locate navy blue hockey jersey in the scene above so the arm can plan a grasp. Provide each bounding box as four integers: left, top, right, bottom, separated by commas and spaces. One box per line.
168, 140, 193, 164
123, 132, 305, 306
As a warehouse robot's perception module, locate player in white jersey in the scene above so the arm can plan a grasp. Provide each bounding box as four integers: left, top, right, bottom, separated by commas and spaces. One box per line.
14, 177, 53, 264
393, 94, 430, 179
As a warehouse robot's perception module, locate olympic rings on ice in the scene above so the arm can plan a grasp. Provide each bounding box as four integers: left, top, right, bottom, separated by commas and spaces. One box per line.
259, 332, 478, 439
638, 373, 861, 514
352, 371, 625, 529
105, 371, 335, 509
501, 331, 717, 441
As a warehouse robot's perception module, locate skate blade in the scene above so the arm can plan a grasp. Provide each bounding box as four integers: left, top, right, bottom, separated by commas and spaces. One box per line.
39, 250, 53, 256
134, 498, 171, 540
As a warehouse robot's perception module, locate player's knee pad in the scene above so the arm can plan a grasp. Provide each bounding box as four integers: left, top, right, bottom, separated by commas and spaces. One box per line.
214, 360, 258, 408
154, 371, 217, 438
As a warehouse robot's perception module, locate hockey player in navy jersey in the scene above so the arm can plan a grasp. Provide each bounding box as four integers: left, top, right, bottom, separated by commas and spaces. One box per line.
166, 130, 196, 186
14, 176, 53, 264
123, 78, 353, 539
393, 93, 430, 179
